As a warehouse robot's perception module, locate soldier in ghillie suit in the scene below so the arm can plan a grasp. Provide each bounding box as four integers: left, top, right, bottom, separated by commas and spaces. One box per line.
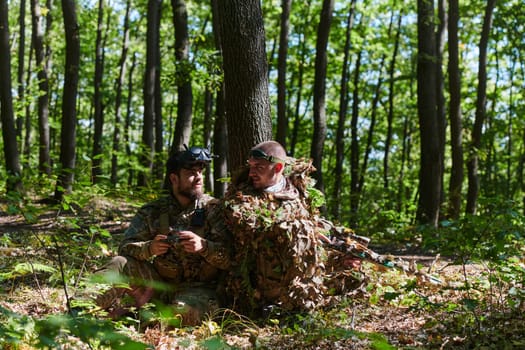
214, 140, 359, 318
91, 146, 231, 325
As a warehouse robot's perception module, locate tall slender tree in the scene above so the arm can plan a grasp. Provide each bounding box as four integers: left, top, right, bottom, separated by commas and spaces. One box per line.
31, 0, 51, 175
331, 0, 356, 221
276, 0, 291, 149
169, 0, 192, 153
111, 0, 131, 186
416, 0, 442, 227
54, 0, 79, 201
0, 0, 23, 193
91, 0, 106, 183
139, 0, 162, 187
16, 0, 26, 144
310, 0, 334, 194
466, 0, 497, 214
447, 0, 463, 219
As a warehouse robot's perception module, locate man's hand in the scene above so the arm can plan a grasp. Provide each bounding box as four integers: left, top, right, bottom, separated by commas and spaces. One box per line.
177, 230, 207, 253
149, 235, 172, 256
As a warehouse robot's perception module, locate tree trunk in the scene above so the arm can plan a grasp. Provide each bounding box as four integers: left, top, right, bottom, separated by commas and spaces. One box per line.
466, 0, 496, 214
55, 0, 79, 201
331, 0, 355, 221
0, 0, 23, 193
91, 0, 105, 183
447, 0, 463, 219
289, 4, 311, 157
349, 51, 361, 226
126, 53, 137, 187
211, 0, 228, 197
384, 13, 402, 193
216, 0, 272, 170
139, 0, 162, 187
170, 0, 192, 153
416, 0, 442, 227
310, 0, 334, 194
31, 0, 51, 175
276, 0, 291, 149
436, 0, 447, 213
111, 0, 130, 186
17, 0, 26, 146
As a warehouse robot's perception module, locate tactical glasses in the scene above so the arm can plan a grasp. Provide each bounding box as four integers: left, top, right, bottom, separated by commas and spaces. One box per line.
185, 146, 212, 162
250, 149, 286, 164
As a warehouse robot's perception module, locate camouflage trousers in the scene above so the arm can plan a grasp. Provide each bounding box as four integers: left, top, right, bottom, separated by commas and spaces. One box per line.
93, 255, 219, 326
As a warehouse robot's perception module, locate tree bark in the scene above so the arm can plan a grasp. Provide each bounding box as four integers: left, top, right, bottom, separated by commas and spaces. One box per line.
331, 0, 355, 221
447, 0, 463, 219
310, 0, 334, 194
276, 0, 291, 149
55, 0, 79, 200
211, 0, 228, 197
170, 0, 192, 153
17, 0, 26, 145
216, 0, 272, 170
111, 0, 130, 186
91, 0, 105, 183
466, 0, 496, 214
139, 0, 162, 187
416, 0, 442, 227
0, 0, 23, 193
383, 13, 402, 193
31, 0, 52, 175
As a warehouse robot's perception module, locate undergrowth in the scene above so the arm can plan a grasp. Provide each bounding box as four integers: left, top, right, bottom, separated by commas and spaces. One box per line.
1, 190, 524, 349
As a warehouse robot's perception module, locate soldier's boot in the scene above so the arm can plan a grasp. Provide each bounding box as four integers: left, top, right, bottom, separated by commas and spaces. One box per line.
97, 285, 155, 319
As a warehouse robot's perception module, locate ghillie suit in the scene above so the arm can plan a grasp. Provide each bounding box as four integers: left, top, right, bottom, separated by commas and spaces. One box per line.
221, 159, 343, 317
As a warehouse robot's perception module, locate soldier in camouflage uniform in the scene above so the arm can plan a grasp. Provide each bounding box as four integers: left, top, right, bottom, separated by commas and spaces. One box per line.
213, 141, 327, 317
93, 146, 231, 325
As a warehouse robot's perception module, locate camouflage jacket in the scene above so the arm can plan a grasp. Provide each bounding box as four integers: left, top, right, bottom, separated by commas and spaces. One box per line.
119, 194, 231, 283
220, 159, 326, 313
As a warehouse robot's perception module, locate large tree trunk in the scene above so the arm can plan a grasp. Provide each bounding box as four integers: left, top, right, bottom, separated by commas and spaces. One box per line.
447, 0, 463, 219
331, 0, 355, 221
0, 0, 23, 193
91, 0, 105, 183
111, 0, 130, 186
310, 0, 334, 194
169, 0, 192, 153
416, 0, 442, 227
31, 0, 51, 175
54, 0, 79, 201
276, 0, 291, 149
466, 0, 496, 214
139, 0, 162, 187
216, 0, 272, 170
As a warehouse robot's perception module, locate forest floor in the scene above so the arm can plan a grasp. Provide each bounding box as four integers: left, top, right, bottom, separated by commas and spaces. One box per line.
1, 196, 524, 349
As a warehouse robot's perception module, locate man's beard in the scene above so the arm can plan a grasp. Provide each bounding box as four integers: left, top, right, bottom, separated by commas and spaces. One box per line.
178, 185, 203, 201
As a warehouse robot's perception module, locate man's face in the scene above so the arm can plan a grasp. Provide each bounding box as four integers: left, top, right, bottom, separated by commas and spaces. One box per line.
247, 158, 280, 189
170, 164, 205, 200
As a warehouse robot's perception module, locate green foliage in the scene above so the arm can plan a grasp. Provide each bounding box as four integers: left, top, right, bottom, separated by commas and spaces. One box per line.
424, 197, 524, 263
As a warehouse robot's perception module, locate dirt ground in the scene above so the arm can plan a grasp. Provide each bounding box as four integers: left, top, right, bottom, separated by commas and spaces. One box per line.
1, 198, 524, 349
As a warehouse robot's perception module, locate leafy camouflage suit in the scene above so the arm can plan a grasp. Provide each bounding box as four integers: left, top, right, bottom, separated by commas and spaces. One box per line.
95, 193, 231, 325
216, 159, 326, 317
